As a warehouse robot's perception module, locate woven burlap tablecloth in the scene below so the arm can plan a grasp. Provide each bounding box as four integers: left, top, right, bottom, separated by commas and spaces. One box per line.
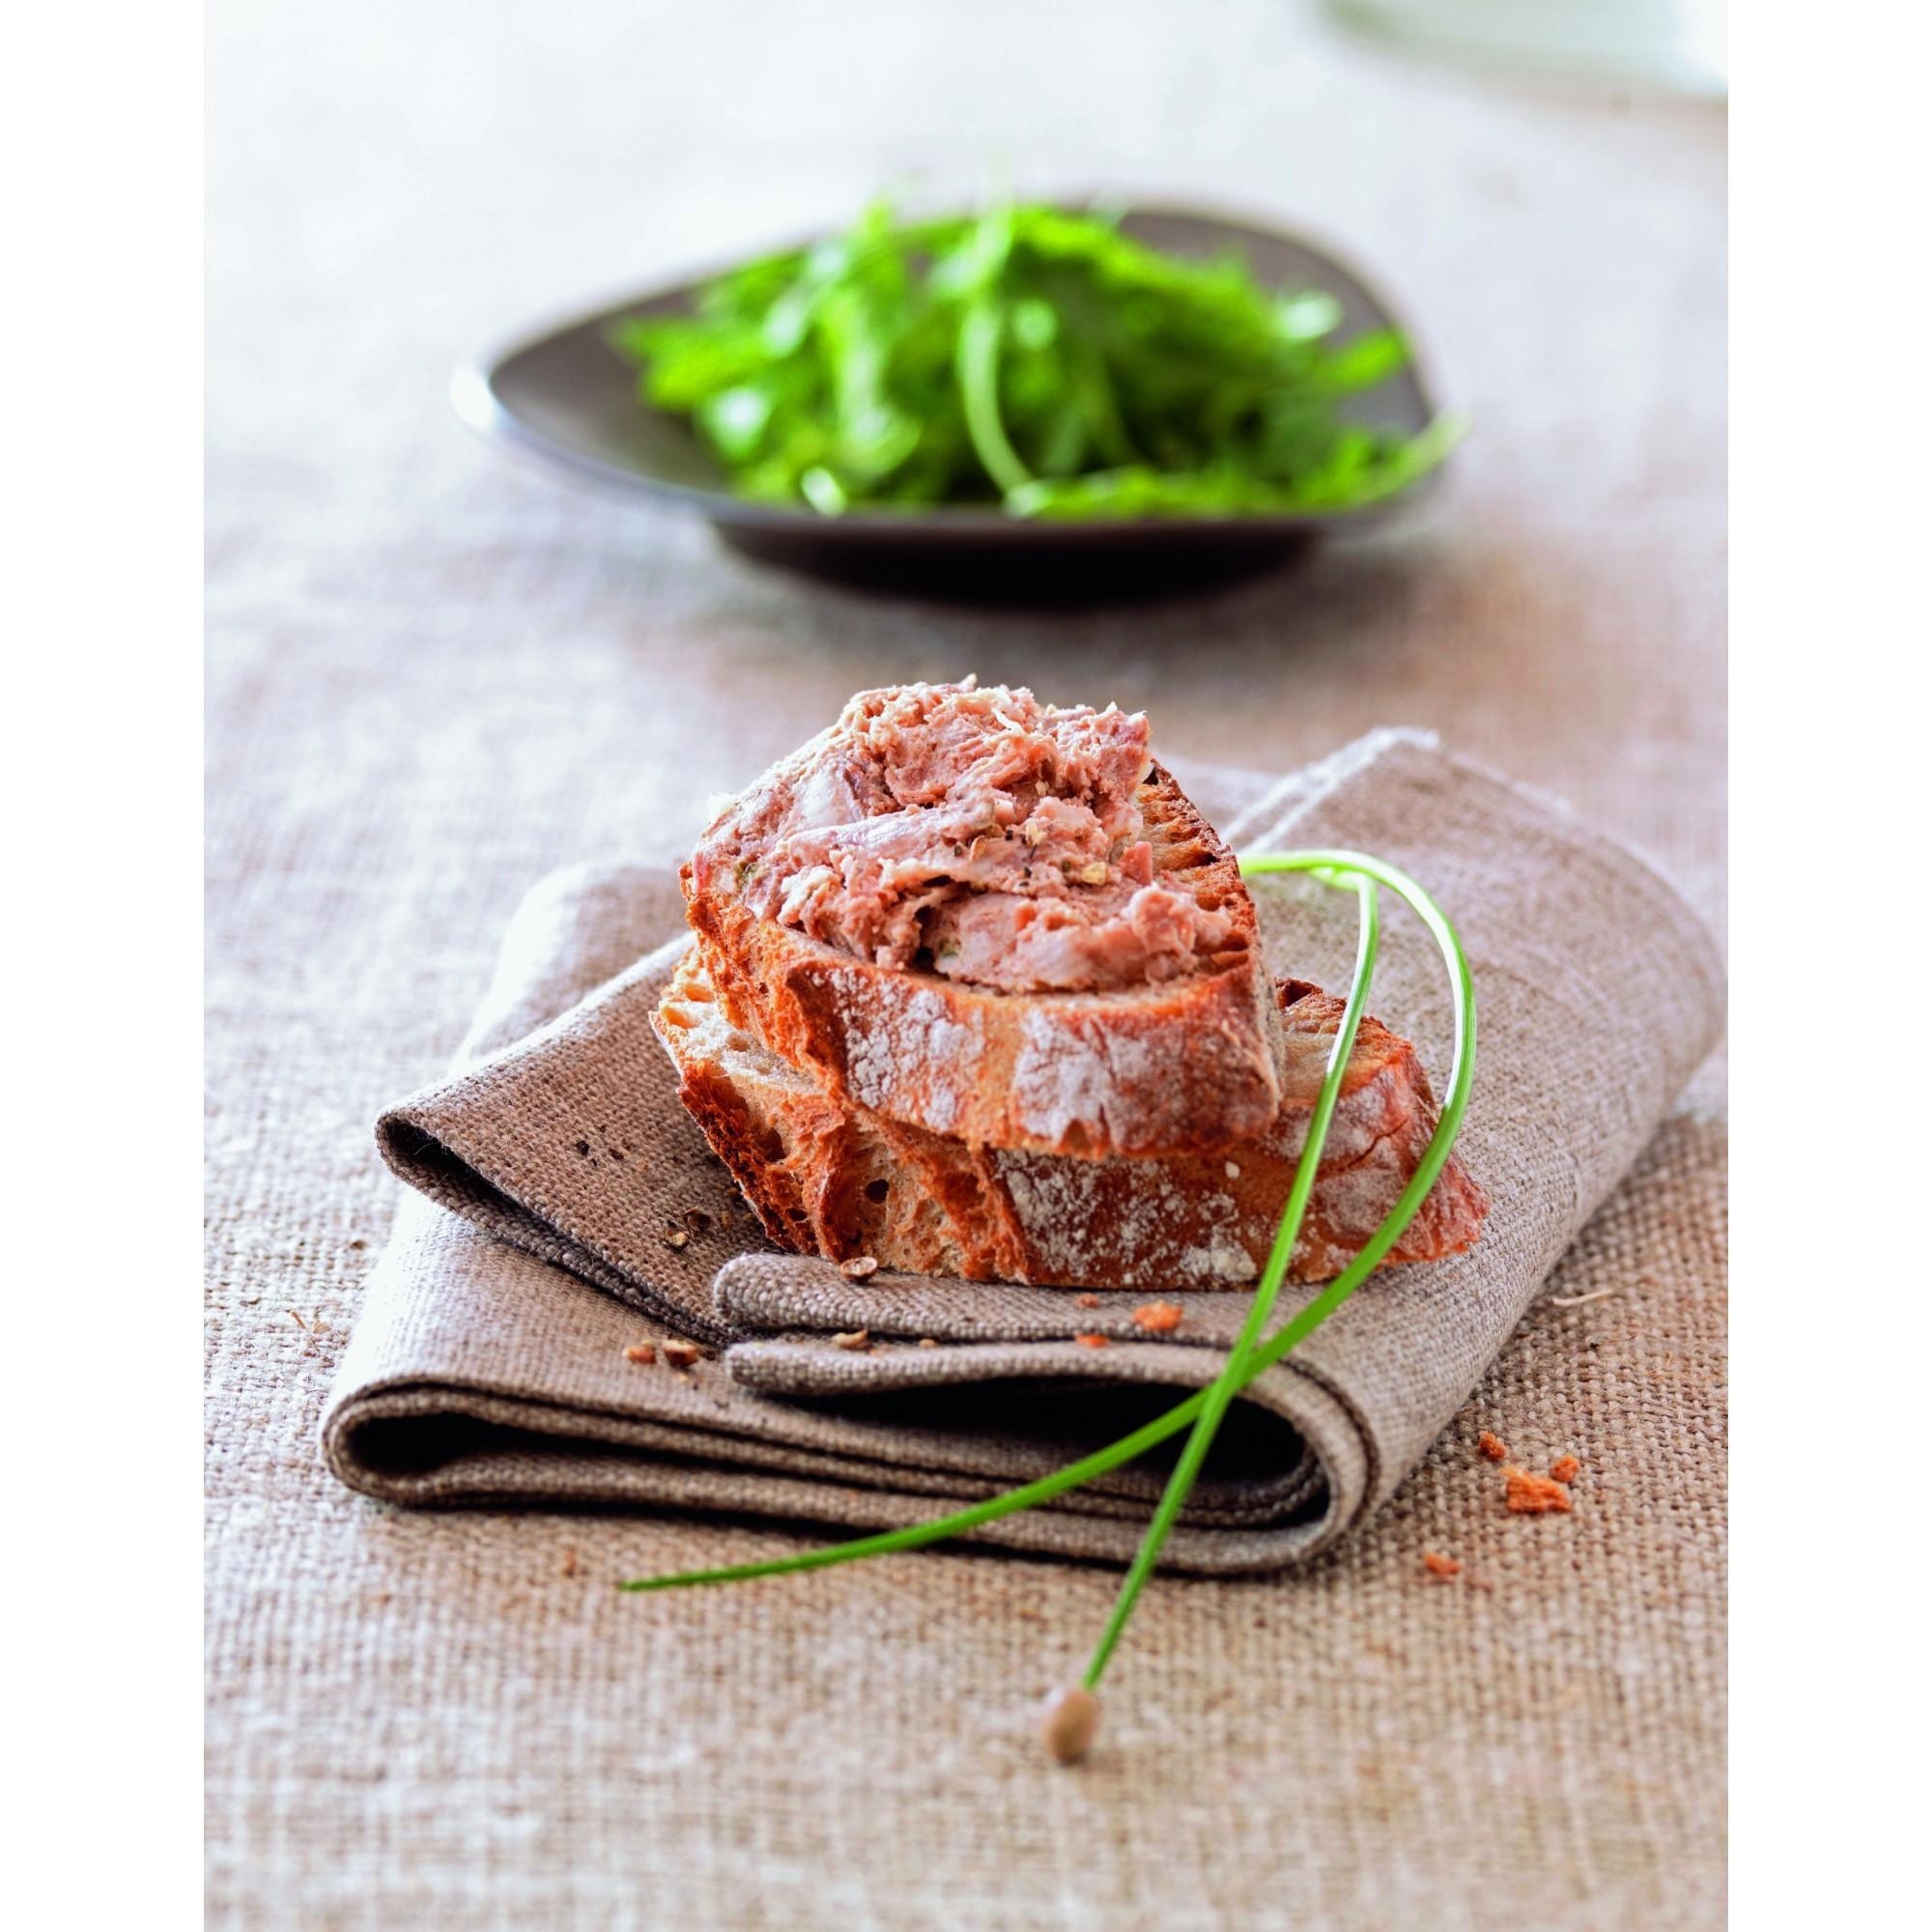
207, 4, 1725, 1922
325, 733, 1720, 1574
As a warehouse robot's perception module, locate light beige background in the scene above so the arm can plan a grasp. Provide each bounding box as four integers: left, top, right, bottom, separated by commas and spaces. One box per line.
207, 3, 1725, 1924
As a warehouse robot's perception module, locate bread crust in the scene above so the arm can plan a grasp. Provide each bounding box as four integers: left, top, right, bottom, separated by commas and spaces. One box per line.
654, 952, 1487, 1291
683, 761, 1281, 1159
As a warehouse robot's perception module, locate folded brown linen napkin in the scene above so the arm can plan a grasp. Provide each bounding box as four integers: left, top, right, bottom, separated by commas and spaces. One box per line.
323, 730, 1723, 1574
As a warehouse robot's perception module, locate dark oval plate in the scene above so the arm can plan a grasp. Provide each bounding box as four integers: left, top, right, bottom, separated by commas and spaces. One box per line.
453, 205, 1446, 597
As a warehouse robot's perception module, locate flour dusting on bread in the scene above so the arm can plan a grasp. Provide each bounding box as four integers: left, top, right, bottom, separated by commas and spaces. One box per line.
841, 987, 984, 1133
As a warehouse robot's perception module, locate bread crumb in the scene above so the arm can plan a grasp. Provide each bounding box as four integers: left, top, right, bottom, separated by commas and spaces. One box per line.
1225, 1161, 1240, 1179
683, 1208, 713, 1234
623, 1343, 657, 1365
1550, 1454, 1581, 1485
1422, 1550, 1462, 1578
838, 1255, 880, 1281
1073, 1332, 1109, 1350
1131, 1301, 1183, 1334
662, 1228, 691, 1251
1075, 1293, 1100, 1309
832, 1329, 871, 1350
1478, 1432, 1507, 1462
661, 1339, 703, 1369
1504, 1466, 1573, 1514
917, 1336, 940, 1350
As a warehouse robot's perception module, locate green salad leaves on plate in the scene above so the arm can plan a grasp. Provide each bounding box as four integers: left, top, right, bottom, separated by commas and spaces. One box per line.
611, 202, 1459, 521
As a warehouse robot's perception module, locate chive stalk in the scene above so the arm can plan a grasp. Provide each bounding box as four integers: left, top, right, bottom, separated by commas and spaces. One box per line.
1078, 869, 1378, 1690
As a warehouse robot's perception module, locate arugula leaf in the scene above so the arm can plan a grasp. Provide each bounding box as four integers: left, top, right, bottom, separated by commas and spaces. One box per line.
611, 202, 1455, 519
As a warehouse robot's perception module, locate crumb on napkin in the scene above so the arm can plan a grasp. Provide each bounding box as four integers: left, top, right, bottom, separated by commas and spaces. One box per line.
1422, 1550, 1462, 1579
1504, 1466, 1573, 1514
1478, 1432, 1508, 1462
1131, 1301, 1184, 1334
1550, 1454, 1582, 1485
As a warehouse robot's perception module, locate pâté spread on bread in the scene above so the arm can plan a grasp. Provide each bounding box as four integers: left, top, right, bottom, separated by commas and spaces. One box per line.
697, 680, 1231, 992
658, 679, 1485, 1290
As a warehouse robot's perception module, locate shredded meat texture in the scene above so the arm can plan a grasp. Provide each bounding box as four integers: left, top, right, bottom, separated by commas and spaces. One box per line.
694, 679, 1234, 993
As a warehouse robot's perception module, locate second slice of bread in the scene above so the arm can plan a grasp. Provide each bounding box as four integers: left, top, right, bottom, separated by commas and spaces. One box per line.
654, 950, 1488, 1291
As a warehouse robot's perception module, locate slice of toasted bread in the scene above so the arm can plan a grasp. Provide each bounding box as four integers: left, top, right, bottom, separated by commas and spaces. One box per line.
653, 952, 1487, 1290
685, 683, 1280, 1158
